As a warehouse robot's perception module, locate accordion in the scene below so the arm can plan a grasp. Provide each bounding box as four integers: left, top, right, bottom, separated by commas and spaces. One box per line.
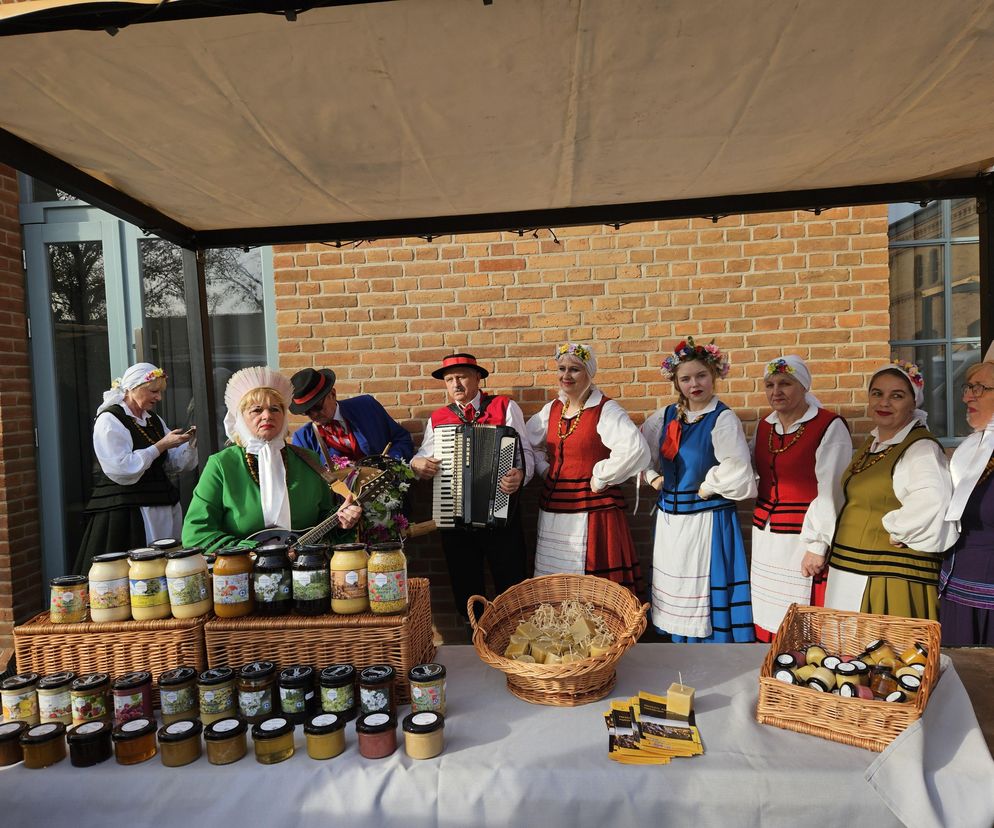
431, 423, 522, 529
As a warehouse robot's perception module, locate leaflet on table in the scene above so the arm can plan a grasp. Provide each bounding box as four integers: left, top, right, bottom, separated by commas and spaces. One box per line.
603, 692, 704, 764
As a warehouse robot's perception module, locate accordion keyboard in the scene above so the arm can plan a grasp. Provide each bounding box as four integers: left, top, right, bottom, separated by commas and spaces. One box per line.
431, 425, 462, 528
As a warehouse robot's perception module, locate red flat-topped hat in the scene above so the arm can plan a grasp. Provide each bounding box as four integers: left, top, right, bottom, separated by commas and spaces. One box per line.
431, 353, 489, 380
289, 367, 336, 414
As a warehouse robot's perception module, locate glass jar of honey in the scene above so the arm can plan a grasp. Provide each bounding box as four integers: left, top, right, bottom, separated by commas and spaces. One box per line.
238, 661, 277, 723
158, 666, 199, 724
330, 543, 369, 614
305, 713, 346, 760
213, 547, 254, 616
112, 716, 158, 764
319, 664, 357, 720
359, 664, 396, 716
198, 667, 237, 724
0, 720, 28, 766
158, 719, 203, 767
50, 575, 88, 623
20, 722, 67, 768
252, 716, 295, 764
253, 542, 293, 616
278, 665, 316, 724
165, 547, 212, 618
403, 711, 445, 760
128, 549, 171, 621
204, 717, 248, 765
367, 543, 408, 615
88, 552, 131, 622
293, 545, 331, 615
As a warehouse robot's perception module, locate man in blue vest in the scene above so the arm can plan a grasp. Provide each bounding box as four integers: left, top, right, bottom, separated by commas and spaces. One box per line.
289, 367, 414, 465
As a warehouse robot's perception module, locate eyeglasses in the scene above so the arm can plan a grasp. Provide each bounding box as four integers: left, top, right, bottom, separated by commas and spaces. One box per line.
962, 382, 994, 397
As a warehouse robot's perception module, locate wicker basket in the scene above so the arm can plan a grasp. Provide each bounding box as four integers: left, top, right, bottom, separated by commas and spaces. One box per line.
469, 574, 649, 707
13, 612, 209, 706
756, 604, 942, 752
204, 577, 435, 705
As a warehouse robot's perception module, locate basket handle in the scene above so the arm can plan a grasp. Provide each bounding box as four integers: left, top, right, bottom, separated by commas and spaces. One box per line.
618, 602, 651, 647
466, 595, 490, 634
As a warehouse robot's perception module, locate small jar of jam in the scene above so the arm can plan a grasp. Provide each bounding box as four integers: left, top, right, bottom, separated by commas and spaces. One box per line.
2, 672, 40, 725
0, 720, 28, 766
320, 664, 357, 720
367, 542, 408, 615
112, 671, 154, 725
159, 666, 199, 724
403, 711, 445, 760
198, 667, 237, 724
409, 663, 447, 714
213, 547, 254, 617
239, 661, 277, 723
278, 665, 316, 723
803, 644, 827, 668
900, 642, 929, 668
67, 720, 113, 767
359, 664, 396, 715
897, 673, 922, 699
252, 716, 295, 764
293, 545, 331, 615
253, 542, 293, 616
20, 722, 67, 768
204, 717, 248, 765
70, 673, 111, 725
305, 713, 346, 760
773, 668, 799, 685
356, 712, 397, 759
870, 668, 899, 698
806, 667, 836, 693
158, 719, 203, 767
773, 653, 797, 671
50, 575, 88, 623
37, 672, 75, 724
112, 716, 158, 764
834, 662, 859, 691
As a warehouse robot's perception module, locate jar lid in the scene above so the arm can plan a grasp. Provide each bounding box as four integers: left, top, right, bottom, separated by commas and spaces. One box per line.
198, 666, 235, 686
898, 674, 922, 691
21, 722, 66, 744
369, 542, 403, 552
240, 660, 276, 680
293, 548, 328, 567
863, 638, 885, 653
913, 642, 928, 657
204, 717, 248, 741
403, 711, 444, 734
850, 660, 870, 674
165, 547, 205, 560
873, 669, 897, 682
909, 663, 926, 675
50, 575, 87, 587
151, 538, 180, 550
254, 545, 291, 565
332, 543, 367, 552
359, 664, 395, 684
113, 671, 152, 691
356, 712, 396, 734
279, 665, 314, 687
1, 671, 40, 691
0, 720, 29, 743
885, 690, 908, 703
821, 655, 842, 671
773, 653, 796, 669
773, 669, 798, 685
159, 666, 197, 686
252, 716, 293, 740
158, 718, 204, 742
38, 671, 76, 690
128, 549, 164, 562
409, 663, 446, 682
255, 541, 290, 554
215, 546, 251, 557
835, 662, 858, 676
839, 683, 858, 698
92, 552, 129, 563
67, 720, 112, 743
112, 717, 157, 741
320, 664, 356, 687
807, 676, 830, 692
305, 713, 346, 735
71, 672, 110, 692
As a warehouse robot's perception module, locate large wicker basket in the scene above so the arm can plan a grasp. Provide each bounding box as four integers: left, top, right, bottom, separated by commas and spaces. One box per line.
469, 574, 649, 706
756, 604, 942, 752
13, 612, 209, 706
204, 577, 435, 704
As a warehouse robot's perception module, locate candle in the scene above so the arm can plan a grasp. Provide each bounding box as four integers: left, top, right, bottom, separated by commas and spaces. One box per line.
667, 681, 695, 720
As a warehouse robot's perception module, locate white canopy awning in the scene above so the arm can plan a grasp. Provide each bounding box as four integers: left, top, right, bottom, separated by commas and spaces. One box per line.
2, 0, 994, 247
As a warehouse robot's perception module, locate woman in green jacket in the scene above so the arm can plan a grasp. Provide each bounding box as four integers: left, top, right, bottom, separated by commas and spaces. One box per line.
182, 366, 361, 551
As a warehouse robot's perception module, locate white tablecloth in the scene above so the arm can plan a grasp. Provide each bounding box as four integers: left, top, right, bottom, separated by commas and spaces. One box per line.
2, 644, 992, 828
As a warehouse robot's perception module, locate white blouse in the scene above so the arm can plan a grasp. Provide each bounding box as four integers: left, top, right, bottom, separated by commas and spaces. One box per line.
93, 409, 198, 483
640, 396, 757, 502
526, 388, 649, 491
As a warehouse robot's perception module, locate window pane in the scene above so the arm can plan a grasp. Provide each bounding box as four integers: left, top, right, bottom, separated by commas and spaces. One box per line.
888, 202, 943, 242
891, 344, 948, 439
31, 179, 77, 203
950, 198, 978, 239
952, 342, 983, 439
950, 240, 980, 339
48, 241, 109, 571
888, 244, 945, 340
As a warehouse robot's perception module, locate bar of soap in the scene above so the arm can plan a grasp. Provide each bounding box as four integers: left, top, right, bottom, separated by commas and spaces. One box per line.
514, 654, 536, 663
504, 640, 528, 658
568, 616, 596, 643
667, 682, 695, 720
515, 621, 543, 640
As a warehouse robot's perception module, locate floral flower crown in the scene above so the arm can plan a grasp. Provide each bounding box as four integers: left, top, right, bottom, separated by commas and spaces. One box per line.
111, 367, 166, 389
556, 343, 591, 362
890, 358, 924, 389
661, 336, 730, 380
766, 358, 795, 377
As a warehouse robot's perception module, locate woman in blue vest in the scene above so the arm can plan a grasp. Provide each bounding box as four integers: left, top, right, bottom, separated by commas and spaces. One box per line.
641, 338, 756, 642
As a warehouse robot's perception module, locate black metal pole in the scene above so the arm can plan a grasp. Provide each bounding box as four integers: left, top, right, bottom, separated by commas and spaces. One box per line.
979, 187, 994, 359
182, 247, 218, 467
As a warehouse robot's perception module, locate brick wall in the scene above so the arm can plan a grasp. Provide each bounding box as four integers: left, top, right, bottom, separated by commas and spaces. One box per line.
0, 163, 42, 653
274, 207, 891, 641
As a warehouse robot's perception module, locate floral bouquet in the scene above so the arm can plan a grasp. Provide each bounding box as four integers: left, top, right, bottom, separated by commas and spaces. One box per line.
327, 455, 415, 543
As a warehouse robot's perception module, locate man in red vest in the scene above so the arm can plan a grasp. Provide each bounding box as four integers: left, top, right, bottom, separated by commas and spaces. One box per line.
412, 354, 534, 627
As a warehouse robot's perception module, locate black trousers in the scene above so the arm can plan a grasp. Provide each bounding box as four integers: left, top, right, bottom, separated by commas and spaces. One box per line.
440, 509, 528, 620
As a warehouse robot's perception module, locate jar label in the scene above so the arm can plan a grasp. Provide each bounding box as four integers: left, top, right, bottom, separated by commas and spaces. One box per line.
39, 689, 72, 722
260, 717, 287, 732
160, 686, 196, 716
50, 585, 88, 621
167, 571, 209, 607
113, 691, 145, 722
200, 684, 234, 715
122, 718, 149, 732
279, 686, 306, 713
167, 720, 196, 734
212, 718, 240, 733
360, 687, 389, 713
411, 712, 437, 727
129, 576, 169, 608
71, 691, 107, 721
320, 684, 354, 713
75, 721, 104, 735
364, 712, 389, 727
239, 688, 272, 718
312, 713, 338, 727
332, 568, 367, 600
369, 570, 407, 605
29, 723, 58, 737
90, 577, 130, 609
293, 568, 330, 600
254, 571, 291, 603
2, 688, 39, 722
214, 572, 250, 604
410, 680, 445, 712
0, 722, 23, 736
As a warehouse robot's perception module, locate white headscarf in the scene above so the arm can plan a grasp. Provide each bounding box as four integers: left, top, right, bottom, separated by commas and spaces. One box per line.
223, 366, 294, 530
946, 359, 994, 523
869, 361, 928, 426
555, 342, 597, 378
96, 362, 165, 416
764, 355, 821, 409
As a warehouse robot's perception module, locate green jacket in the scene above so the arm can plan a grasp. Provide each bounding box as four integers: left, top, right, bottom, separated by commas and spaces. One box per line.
182, 445, 355, 552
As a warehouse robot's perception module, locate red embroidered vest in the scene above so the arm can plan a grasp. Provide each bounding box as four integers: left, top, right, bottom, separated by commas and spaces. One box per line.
752, 408, 844, 534
540, 397, 625, 513
429, 395, 512, 428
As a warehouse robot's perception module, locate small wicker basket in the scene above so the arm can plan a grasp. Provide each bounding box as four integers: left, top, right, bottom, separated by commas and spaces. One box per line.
756, 604, 941, 752
469, 574, 649, 706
